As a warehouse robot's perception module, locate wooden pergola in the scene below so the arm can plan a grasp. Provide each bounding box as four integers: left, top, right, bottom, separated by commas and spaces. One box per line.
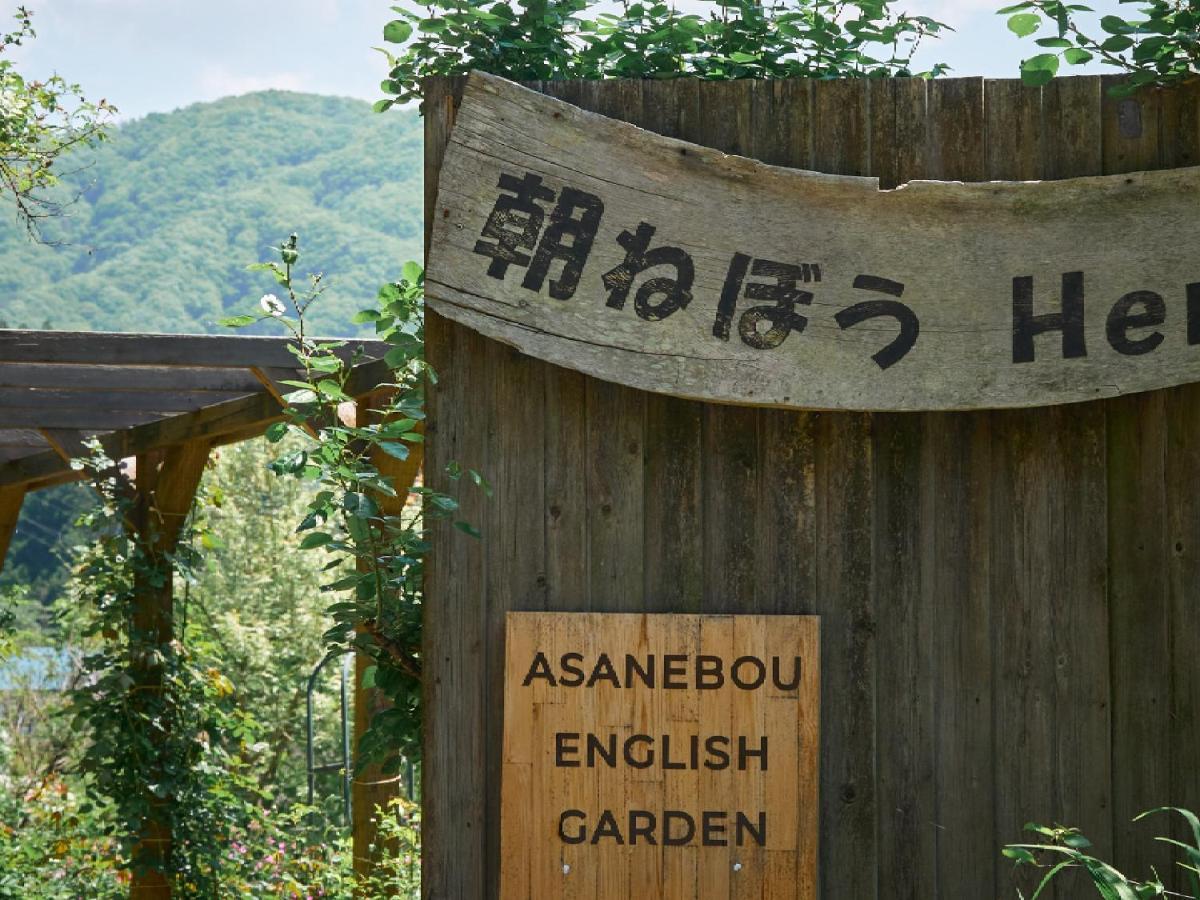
0, 328, 417, 898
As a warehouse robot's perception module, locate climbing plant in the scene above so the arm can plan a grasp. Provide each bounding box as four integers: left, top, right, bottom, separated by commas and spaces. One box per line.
223, 235, 484, 775
64, 444, 264, 894
375, 0, 949, 108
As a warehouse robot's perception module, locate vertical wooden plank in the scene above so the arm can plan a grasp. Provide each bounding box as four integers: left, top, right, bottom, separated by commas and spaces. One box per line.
0, 484, 23, 572
1041, 76, 1113, 877
1106, 390, 1171, 881
814, 410, 875, 900
537, 82, 591, 619
872, 413, 934, 899
1101, 75, 1174, 886
483, 338, 548, 891
691, 79, 760, 621
923, 76, 995, 900
869, 76, 935, 900
984, 78, 1059, 900
749, 79, 813, 169
1167, 383, 1200, 868
422, 74, 490, 900
810, 77, 875, 900
1163, 80, 1200, 891
639, 79, 704, 617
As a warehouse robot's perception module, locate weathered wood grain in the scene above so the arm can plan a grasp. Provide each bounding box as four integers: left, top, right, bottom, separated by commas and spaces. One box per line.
423, 75, 1200, 900
1102, 80, 1177, 887
0, 329, 387, 369
428, 71, 1200, 412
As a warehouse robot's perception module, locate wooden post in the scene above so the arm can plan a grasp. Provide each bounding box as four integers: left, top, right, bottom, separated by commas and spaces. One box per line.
352, 394, 424, 880
0, 485, 24, 572
128, 440, 210, 900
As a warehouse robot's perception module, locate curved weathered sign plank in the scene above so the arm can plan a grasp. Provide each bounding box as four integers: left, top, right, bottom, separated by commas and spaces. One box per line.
426, 72, 1200, 411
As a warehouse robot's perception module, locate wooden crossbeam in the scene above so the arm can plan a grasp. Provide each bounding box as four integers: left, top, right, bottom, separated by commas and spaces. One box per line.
0, 388, 248, 413
0, 363, 275, 393
0, 357, 392, 491
0, 429, 48, 448
2, 409, 168, 429
0, 330, 388, 369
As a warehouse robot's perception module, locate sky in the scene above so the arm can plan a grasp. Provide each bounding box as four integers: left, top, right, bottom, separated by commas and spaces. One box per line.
6, 0, 1131, 121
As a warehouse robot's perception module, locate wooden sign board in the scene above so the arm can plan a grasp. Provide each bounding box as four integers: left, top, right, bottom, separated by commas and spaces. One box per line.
427, 72, 1200, 412
500, 612, 820, 899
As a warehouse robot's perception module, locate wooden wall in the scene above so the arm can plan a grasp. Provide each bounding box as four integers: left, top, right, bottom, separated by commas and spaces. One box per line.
422, 74, 1200, 899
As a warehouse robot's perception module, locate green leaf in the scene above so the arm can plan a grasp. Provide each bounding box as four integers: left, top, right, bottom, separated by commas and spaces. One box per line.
1020, 53, 1060, 85
315, 380, 350, 402
1100, 35, 1134, 52
299, 532, 333, 549
401, 260, 423, 284
218, 314, 257, 328
1063, 47, 1093, 64
265, 422, 289, 443
383, 20, 413, 43
1099, 15, 1133, 35
373, 99, 395, 113
1035, 37, 1073, 48
997, 1, 1034, 12
1007, 13, 1042, 37
378, 441, 410, 461
353, 309, 383, 324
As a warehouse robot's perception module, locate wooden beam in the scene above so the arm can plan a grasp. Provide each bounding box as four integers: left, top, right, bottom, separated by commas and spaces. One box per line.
0, 429, 49, 448
128, 441, 210, 900
0, 330, 388, 369
0, 358, 392, 492
2, 409, 166, 429
0, 485, 24, 573
0, 388, 248, 412
0, 363, 274, 393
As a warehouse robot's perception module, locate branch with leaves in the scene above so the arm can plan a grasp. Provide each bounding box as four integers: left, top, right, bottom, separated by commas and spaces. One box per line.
1000, 0, 1198, 94
223, 235, 487, 775
0, 6, 116, 237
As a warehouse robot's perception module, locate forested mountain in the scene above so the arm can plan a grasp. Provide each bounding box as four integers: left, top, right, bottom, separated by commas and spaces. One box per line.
0, 91, 425, 602
0, 91, 424, 335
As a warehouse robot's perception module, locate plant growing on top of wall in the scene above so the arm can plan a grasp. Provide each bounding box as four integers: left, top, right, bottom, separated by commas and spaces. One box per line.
374, 0, 950, 108
1003, 809, 1200, 899
1000, 0, 1198, 93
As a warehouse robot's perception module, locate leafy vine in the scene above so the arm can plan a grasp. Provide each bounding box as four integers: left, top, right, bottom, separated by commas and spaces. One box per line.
223, 235, 485, 775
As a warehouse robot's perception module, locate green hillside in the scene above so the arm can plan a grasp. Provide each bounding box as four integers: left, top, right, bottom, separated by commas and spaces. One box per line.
0, 91, 424, 335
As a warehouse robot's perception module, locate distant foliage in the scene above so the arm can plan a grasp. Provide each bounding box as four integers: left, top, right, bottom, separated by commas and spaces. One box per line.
0, 91, 425, 335
375, 0, 949, 108
1000, 0, 1199, 93
1003, 811, 1200, 899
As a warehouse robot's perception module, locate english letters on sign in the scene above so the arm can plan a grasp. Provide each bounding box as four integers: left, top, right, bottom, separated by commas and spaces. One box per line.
427, 71, 1200, 412
499, 613, 821, 899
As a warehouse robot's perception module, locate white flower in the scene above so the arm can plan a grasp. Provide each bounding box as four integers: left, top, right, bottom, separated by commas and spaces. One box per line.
259, 293, 286, 317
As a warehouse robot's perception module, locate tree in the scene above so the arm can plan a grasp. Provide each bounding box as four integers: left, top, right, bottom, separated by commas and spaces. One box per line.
0, 6, 114, 237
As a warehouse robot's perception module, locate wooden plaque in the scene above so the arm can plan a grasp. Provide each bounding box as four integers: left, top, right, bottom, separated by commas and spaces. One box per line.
500, 612, 820, 899
427, 72, 1200, 411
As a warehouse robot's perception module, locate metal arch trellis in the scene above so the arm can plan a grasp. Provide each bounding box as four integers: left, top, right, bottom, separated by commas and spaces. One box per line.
305, 650, 353, 825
